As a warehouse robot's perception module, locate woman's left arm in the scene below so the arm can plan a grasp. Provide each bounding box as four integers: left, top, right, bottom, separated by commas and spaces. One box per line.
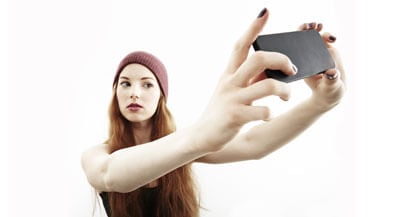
197, 22, 346, 164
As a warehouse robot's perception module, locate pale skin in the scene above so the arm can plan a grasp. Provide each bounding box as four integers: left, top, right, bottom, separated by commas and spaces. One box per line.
81, 8, 346, 193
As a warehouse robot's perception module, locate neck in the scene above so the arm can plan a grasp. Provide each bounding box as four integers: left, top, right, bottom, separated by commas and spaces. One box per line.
131, 120, 152, 144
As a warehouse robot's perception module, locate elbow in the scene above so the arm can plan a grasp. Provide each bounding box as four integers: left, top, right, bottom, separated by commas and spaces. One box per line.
102, 158, 141, 193
103, 173, 129, 193
102, 172, 130, 193
103, 174, 141, 194
103, 172, 117, 192
102, 164, 136, 194
81, 148, 138, 193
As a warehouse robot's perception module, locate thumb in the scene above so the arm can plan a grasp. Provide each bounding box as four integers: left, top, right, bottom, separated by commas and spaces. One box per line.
324, 69, 341, 85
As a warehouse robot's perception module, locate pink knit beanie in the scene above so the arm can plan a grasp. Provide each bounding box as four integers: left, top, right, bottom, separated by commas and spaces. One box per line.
113, 51, 168, 100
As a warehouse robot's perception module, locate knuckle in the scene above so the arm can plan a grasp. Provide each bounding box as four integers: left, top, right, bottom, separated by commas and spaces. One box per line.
260, 107, 271, 120
229, 109, 243, 123
266, 52, 291, 71
233, 38, 246, 53
250, 52, 292, 72
264, 79, 290, 99
251, 51, 266, 63
264, 79, 279, 93
278, 53, 292, 66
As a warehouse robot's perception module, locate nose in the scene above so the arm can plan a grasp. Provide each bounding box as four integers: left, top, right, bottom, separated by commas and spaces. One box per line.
129, 84, 141, 99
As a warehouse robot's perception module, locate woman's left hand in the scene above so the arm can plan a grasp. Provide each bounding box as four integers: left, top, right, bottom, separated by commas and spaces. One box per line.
299, 22, 347, 111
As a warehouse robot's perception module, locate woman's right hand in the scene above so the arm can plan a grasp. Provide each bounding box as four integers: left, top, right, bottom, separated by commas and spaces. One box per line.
194, 8, 296, 152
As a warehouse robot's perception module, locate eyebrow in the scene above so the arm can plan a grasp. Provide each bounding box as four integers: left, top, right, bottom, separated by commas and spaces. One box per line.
119, 76, 155, 81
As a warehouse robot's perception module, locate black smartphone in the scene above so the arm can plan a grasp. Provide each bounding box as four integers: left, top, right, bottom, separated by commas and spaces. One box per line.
252, 30, 335, 83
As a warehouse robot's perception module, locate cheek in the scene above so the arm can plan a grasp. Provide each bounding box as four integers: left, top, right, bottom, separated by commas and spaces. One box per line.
116, 90, 128, 106
148, 93, 161, 109
151, 99, 160, 110
116, 87, 129, 98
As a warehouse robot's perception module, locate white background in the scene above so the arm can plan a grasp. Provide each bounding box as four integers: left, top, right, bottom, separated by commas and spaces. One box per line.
4, 0, 401, 216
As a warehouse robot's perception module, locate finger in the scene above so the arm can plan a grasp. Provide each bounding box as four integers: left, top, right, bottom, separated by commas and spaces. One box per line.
238, 105, 272, 122
304, 73, 323, 87
323, 69, 345, 90
327, 47, 346, 84
232, 51, 296, 87
319, 31, 346, 83
248, 71, 267, 85
298, 22, 323, 32
298, 23, 309, 30
316, 23, 323, 32
225, 8, 269, 74
298, 22, 316, 30
321, 32, 337, 48
325, 68, 340, 82
238, 78, 291, 103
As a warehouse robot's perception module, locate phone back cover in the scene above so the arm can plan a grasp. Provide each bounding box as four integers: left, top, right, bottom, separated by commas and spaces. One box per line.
252, 30, 335, 83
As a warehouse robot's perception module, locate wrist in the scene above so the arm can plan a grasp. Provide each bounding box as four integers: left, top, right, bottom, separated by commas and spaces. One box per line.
307, 95, 339, 114
179, 123, 218, 158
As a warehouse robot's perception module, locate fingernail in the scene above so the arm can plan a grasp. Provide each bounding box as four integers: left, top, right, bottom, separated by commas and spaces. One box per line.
257, 8, 267, 18
326, 73, 338, 80
292, 64, 298, 74
329, 35, 337, 42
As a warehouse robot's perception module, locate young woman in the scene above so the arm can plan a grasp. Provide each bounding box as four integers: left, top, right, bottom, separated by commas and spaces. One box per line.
81, 7, 346, 217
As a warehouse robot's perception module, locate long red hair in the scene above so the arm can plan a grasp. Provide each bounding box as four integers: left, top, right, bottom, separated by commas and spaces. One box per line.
104, 86, 200, 217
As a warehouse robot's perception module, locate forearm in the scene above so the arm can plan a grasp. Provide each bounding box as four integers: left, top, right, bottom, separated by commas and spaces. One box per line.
103, 125, 210, 193
245, 97, 331, 158
198, 97, 332, 163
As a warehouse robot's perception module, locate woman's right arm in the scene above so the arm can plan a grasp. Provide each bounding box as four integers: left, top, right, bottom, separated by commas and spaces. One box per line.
81, 125, 213, 193
81, 7, 294, 193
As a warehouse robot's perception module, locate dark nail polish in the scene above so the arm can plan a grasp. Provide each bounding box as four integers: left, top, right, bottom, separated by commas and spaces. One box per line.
329, 35, 337, 42
326, 73, 338, 80
257, 8, 267, 18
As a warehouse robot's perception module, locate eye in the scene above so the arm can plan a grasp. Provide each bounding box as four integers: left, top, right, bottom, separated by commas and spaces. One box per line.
119, 81, 130, 87
143, 82, 154, 88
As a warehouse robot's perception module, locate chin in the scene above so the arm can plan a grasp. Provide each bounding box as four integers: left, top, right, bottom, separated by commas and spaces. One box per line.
123, 113, 151, 123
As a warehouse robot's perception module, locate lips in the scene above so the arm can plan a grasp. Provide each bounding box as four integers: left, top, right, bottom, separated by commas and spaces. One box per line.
127, 103, 143, 111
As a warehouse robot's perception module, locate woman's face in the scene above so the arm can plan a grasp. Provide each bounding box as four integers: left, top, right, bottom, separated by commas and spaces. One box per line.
116, 64, 161, 124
